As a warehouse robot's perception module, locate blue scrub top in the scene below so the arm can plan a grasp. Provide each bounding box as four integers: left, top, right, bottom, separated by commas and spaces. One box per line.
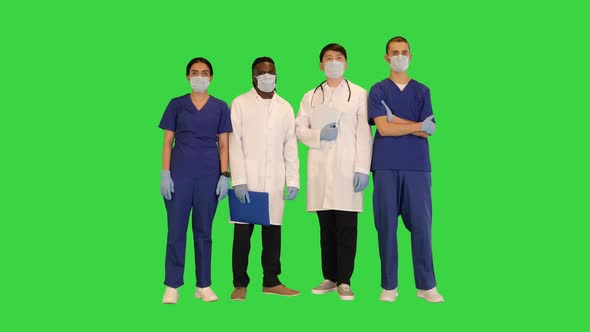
159, 94, 232, 177
368, 79, 433, 172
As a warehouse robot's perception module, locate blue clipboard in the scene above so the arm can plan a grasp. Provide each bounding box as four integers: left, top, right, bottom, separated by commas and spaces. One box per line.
228, 189, 271, 226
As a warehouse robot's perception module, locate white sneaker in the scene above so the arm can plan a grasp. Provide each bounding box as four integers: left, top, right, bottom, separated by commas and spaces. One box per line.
380, 288, 398, 302
311, 279, 337, 294
195, 287, 218, 302
162, 286, 179, 304
417, 287, 444, 303
337, 284, 354, 301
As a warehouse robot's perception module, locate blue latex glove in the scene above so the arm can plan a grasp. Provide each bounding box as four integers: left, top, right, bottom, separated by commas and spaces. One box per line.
353, 172, 369, 192
320, 122, 338, 141
381, 100, 395, 122
216, 175, 229, 201
285, 186, 299, 200
421, 115, 436, 135
233, 184, 250, 204
160, 170, 174, 200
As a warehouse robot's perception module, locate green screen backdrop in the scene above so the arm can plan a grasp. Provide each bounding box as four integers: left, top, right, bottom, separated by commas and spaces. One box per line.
1, 0, 588, 330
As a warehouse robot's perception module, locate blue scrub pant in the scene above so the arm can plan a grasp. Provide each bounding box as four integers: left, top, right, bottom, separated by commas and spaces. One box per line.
373, 170, 436, 291
164, 174, 218, 288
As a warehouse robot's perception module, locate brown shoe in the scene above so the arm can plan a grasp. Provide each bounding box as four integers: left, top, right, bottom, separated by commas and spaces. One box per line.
262, 284, 301, 296
231, 287, 247, 301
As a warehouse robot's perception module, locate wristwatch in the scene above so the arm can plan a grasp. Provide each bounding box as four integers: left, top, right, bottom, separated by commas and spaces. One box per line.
221, 171, 231, 178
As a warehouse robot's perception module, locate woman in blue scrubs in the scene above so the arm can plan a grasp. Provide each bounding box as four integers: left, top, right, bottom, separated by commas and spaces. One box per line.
159, 57, 232, 304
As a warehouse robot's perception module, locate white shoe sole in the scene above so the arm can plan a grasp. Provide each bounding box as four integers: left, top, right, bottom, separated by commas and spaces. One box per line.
311, 287, 337, 295
339, 294, 354, 301
262, 291, 300, 296
195, 292, 218, 302
416, 292, 444, 303
380, 293, 398, 302
380, 289, 399, 302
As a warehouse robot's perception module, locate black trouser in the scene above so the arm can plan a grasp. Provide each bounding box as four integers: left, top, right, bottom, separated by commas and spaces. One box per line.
232, 223, 282, 288
317, 210, 358, 286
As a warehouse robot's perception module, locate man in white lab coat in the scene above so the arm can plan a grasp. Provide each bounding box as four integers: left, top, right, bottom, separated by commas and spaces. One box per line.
295, 44, 373, 301
228, 57, 300, 300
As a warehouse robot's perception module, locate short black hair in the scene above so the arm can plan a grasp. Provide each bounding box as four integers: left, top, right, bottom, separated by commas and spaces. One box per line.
385, 36, 411, 54
319, 43, 347, 62
186, 57, 213, 76
251, 57, 275, 74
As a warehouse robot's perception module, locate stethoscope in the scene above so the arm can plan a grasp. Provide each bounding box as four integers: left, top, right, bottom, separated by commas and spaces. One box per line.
310, 79, 351, 106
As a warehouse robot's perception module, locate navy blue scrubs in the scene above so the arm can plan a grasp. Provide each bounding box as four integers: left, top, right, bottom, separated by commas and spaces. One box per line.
159, 94, 232, 288
368, 79, 437, 291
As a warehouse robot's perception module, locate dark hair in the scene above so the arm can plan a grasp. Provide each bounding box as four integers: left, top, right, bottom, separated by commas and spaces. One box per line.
251, 56, 275, 74
385, 36, 410, 54
186, 57, 213, 76
319, 43, 347, 62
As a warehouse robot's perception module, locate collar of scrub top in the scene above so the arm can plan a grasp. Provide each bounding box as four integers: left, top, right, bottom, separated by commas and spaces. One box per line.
311, 79, 351, 106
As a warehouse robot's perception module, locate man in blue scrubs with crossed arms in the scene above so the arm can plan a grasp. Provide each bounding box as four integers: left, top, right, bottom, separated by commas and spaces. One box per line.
368, 36, 444, 303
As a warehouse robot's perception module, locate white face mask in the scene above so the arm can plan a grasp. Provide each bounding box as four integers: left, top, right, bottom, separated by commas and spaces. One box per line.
389, 55, 410, 73
324, 60, 345, 79
190, 76, 210, 93
256, 73, 276, 93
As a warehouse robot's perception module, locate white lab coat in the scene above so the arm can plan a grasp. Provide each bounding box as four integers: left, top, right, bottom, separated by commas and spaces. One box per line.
229, 88, 300, 226
295, 80, 372, 212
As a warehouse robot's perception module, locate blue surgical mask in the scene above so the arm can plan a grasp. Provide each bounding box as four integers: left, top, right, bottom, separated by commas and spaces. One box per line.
324, 60, 345, 79
190, 76, 210, 93
256, 73, 276, 93
389, 55, 409, 73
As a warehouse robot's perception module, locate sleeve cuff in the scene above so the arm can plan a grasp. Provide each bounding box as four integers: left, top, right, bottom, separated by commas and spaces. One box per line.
231, 178, 247, 186
354, 167, 370, 175
159, 124, 175, 132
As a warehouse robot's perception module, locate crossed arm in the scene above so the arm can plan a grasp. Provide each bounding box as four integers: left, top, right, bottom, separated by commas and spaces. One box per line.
374, 116, 429, 138
391, 116, 429, 138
